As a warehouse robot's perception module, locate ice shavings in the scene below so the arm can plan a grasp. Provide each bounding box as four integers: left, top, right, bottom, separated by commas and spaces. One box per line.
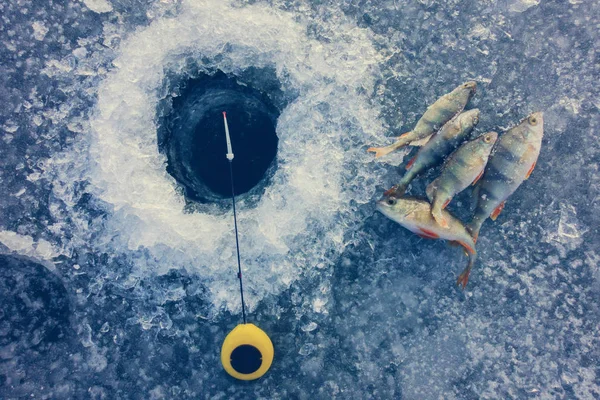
82, 0, 113, 14
0, 230, 62, 262
49, 0, 387, 312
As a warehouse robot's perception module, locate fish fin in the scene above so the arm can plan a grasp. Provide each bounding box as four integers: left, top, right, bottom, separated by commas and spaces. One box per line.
408, 134, 432, 147
416, 233, 435, 239
442, 198, 451, 209
418, 227, 439, 239
383, 185, 399, 197
490, 201, 505, 221
398, 131, 411, 139
456, 240, 476, 255
448, 241, 461, 247
426, 179, 438, 202
405, 155, 417, 170
456, 268, 472, 289
367, 145, 395, 158
472, 169, 484, 186
431, 206, 449, 228
525, 161, 536, 179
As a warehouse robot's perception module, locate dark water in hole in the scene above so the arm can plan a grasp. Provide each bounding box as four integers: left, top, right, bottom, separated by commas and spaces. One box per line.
161, 71, 279, 203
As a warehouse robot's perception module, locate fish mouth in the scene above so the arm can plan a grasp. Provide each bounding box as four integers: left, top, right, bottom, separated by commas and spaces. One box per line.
531, 111, 544, 121
464, 81, 477, 93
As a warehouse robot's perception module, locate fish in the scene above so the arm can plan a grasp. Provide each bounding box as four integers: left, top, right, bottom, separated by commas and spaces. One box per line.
387, 109, 480, 197
467, 112, 544, 242
367, 81, 477, 158
376, 195, 477, 288
426, 131, 498, 228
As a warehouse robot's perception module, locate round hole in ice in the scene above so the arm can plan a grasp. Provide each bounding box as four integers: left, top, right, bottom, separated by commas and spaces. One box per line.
160, 71, 279, 203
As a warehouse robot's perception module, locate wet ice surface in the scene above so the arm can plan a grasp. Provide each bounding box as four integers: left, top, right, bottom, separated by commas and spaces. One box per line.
0, 0, 599, 398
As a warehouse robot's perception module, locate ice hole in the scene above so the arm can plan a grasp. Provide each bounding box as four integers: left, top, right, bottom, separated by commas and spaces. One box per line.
159, 70, 279, 203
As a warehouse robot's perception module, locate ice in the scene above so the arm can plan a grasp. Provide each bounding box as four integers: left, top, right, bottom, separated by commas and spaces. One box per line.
0, 230, 62, 263
1, 0, 599, 398
508, 0, 540, 13
31, 21, 49, 41
82, 0, 113, 14
46, 0, 386, 313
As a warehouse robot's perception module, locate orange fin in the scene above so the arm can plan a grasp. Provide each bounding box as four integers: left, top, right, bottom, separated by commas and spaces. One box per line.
442, 198, 451, 209
490, 201, 505, 221
384, 186, 398, 196
418, 227, 439, 239
398, 132, 410, 139
367, 146, 392, 158
417, 233, 435, 239
525, 161, 536, 179
406, 155, 417, 170
456, 269, 471, 289
456, 240, 475, 255
472, 169, 484, 185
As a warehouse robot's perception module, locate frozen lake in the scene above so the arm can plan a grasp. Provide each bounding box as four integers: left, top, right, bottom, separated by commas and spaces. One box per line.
0, 0, 598, 398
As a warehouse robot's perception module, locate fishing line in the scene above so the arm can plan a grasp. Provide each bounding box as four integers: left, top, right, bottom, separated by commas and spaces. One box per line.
223, 111, 247, 324
220, 111, 274, 381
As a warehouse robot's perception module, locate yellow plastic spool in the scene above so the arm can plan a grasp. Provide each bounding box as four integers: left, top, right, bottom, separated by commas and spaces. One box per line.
221, 323, 274, 380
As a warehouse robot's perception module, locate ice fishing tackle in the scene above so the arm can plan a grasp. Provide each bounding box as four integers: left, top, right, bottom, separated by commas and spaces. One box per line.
220, 112, 274, 381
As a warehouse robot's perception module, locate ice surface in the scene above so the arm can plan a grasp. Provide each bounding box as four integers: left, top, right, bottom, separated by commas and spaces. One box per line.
1, 0, 599, 398
45, 0, 386, 313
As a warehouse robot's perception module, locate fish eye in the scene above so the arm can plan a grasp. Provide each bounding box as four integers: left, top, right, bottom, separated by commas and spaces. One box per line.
528, 116, 538, 125
484, 135, 492, 143
386, 197, 397, 206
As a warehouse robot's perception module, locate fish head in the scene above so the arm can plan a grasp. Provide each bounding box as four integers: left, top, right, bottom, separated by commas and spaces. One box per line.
450, 81, 478, 104
476, 131, 498, 149
516, 112, 544, 142
376, 193, 420, 222
458, 108, 481, 130
462, 80, 477, 94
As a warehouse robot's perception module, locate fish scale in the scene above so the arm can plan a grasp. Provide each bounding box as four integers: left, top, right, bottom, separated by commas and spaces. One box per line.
427, 131, 498, 228
468, 112, 544, 242
367, 81, 477, 158
389, 109, 480, 197
376, 196, 477, 288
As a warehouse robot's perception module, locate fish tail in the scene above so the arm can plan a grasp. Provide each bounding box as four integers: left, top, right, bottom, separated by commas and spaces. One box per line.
367, 132, 413, 158
367, 144, 397, 158
456, 251, 477, 289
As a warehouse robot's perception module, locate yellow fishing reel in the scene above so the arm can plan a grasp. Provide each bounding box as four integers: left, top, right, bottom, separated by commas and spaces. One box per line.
221, 323, 274, 380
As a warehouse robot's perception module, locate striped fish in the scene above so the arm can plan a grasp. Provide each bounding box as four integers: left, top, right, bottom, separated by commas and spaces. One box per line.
387, 109, 480, 197
376, 195, 477, 288
368, 81, 477, 158
426, 131, 498, 228
468, 112, 544, 242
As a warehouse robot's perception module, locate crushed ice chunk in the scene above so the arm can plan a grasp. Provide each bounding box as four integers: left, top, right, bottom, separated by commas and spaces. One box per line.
557, 203, 587, 240
508, 0, 540, 12
312, 298, 328, 313
32, 21, 49, 41
299, 343, 317, 356
82, 0, 113, 14
0, 230, 62, 261
301, 322, 318, 332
